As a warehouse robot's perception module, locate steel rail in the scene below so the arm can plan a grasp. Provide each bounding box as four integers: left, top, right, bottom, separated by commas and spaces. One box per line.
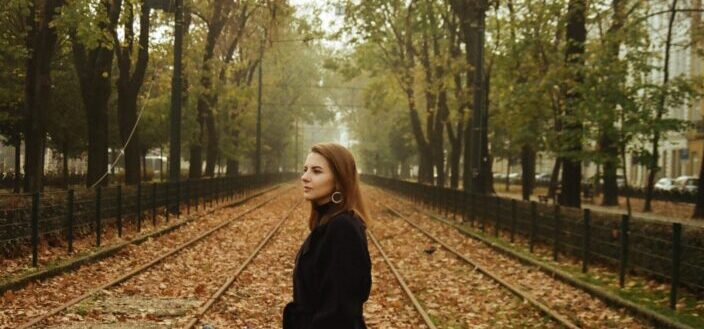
367, 230, 439, 329
182, 199, 303, 328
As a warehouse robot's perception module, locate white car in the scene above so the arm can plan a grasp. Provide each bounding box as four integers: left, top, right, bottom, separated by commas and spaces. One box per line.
654, 177, 675, 191
673, 176, 699, 193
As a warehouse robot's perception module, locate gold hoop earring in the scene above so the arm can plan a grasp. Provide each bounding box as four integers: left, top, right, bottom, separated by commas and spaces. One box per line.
331, 191, 343, 204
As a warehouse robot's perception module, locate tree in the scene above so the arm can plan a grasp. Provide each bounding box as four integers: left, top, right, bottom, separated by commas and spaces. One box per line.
559, 0, 587, 207
0, 0, 28, 193
115, 0, 150, 184
23, 0, 66, 192
46, 45, 88, 188
62, 0, 123, 187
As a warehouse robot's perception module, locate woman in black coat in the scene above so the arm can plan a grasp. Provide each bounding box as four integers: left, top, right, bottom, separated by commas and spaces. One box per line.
283, 142, 372, 329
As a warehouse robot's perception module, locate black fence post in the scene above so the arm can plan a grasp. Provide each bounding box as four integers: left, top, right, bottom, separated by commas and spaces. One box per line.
152, 183, 157, 226
95, 186, 102, 247
510, 199, 517, 243
670, 223, 682, 310
115, 185, 123, 237
582, 209, 590, 273
530, 201, 537, 253
66, 189, 74, 254
619, 214, 629, 288
136, 183, 142, 232
553, 205, 560, 262
31, 192, 40, 267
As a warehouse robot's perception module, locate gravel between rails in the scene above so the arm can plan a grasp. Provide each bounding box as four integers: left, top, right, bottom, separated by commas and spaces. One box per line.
371, 187, 654, 329
0, 184, 293, 328
366, 190, 561, 329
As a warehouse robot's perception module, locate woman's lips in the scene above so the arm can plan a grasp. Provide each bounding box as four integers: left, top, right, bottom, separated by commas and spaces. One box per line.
303, 187, 312, 192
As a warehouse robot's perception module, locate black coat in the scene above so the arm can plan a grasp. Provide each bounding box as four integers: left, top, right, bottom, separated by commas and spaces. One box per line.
283, 204, 372, 329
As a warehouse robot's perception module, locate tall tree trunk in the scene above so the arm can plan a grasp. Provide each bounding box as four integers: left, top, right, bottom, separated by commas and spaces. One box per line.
116, 0, 150, 185
72, 0, 122, 187
141, 147, 147, 181
466, 1, 491, 194
601, 131, 620, 205
600, 0, 627, 206
226, 159, 239, 176
505, 157, 511, 191
194, 0, 232, 178
559, 0, 587, 207
23, 0, 65, 192
62, 137, 69, 189
204, 114, 218, 176
13, 136, 21, 193
446, 10, 465, 190
188, 145, 201, 178
462, 116, 472, 190
691, 0, 704, 218
521, 144, 536, 200
548, 157, 562, 199
451, 0, 478, 193
447, 118, 463, 189
645, 0, 678, 212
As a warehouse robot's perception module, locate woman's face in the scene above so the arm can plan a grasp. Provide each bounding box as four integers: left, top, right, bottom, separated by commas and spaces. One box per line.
301, 152, 336, 205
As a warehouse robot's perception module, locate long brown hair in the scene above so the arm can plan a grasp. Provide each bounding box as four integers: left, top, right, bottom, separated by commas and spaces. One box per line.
307, 142, 370, 231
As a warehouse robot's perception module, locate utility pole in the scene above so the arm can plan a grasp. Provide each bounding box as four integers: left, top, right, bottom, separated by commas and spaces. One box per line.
468, 0, 490, 194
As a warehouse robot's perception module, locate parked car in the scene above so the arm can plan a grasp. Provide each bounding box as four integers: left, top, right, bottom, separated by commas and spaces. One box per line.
654, 177, 675, 191
508, 172, 521, 183
673, 176, 699, 193
535, 172, 551, 184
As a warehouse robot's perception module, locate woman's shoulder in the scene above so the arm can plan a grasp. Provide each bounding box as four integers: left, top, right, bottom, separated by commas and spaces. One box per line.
327, 210, 366, 233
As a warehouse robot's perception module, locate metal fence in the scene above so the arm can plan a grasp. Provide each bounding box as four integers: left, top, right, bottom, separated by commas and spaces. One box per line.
0, 173, 295, 265
363, 175, 704, 310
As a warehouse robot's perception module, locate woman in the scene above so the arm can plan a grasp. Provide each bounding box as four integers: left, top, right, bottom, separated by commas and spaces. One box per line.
283, 142, 372, 329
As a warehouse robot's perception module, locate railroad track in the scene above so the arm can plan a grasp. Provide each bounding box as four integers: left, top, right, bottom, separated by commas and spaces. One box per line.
367, 231, 438, 329
367, 190, 581, 329
181, 199, 302, 328
371, 186, 657, 329
16, 185, 298, 329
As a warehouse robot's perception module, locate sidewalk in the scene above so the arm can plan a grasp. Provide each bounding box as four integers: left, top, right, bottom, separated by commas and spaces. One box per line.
495, 186, 704, 229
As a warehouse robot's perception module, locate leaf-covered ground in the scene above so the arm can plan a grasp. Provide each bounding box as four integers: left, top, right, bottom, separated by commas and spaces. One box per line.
0, 185, 670, 328
0, 185, 289, 328
197, 192, 427, 328
367, 187, 654, 328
